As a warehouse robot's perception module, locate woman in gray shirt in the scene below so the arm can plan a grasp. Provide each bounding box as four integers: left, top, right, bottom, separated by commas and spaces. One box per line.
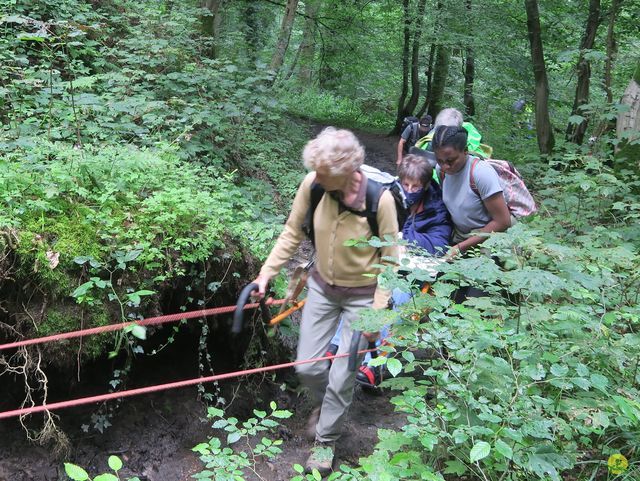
432, 125, 512, 257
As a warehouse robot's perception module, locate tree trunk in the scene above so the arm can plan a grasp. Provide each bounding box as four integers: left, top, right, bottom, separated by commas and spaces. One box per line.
616, 61, 640, 163
524, 0, 554, 154
604, 0, 621, 103
243, 0, 260, 64
463, 48, 476, 117
417, 43, 436, 117
270, 0, 300, 77
428, 44, 451, 118
201, 0, 225, 58
391, 0, 412, 135
566, 0, 601, 144
462, 0, 475, 117
297, 0, 321, 84
403, 0, 428, 116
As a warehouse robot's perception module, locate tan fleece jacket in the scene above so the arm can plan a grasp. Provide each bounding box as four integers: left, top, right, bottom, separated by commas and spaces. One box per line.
260, 172, 399, 309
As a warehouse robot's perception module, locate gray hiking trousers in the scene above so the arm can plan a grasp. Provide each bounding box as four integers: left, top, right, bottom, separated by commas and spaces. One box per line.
295, 275, 372, 443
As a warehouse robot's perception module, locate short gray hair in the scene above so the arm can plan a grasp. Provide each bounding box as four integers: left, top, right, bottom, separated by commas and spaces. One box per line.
398, 154, 433, 187
434, 108, 463, 128
303, 127, 365, 175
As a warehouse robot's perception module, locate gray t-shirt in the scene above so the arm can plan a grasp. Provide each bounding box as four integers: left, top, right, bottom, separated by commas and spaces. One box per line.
441, 156, 503, 234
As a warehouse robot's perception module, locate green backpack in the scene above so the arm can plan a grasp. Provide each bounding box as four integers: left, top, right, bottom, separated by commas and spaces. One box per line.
414, 122, 493, 159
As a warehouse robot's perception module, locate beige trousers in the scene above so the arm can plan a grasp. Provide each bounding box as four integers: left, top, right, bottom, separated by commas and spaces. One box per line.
295, 275, 372, 442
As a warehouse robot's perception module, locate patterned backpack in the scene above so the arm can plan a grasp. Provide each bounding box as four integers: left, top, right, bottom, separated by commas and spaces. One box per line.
469, 157, 537, 218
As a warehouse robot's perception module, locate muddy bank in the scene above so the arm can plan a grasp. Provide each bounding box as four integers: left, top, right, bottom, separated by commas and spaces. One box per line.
0, 125, 403, 481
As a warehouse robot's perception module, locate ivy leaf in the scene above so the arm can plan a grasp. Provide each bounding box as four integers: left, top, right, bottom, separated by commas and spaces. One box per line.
107, 455, 123, 471
64, 463, 89, 481
386, 358, 402, 377
495, 439, 513, 460
469, 441, 491, 462
129, 325, 147, 340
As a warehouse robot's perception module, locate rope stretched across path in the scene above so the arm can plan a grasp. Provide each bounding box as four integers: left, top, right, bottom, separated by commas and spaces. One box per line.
0, 347, 376, 420
0, 298, 286, 352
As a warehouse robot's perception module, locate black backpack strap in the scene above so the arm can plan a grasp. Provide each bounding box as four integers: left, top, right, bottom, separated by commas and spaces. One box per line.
302, 182, 325, 246
363, 180, 384, 238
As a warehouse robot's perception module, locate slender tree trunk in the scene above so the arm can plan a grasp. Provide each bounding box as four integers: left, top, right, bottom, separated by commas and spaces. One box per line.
566, 0, 602, 144
428, 44, 451, 118
524, 0, 554, 154
243, 0, 259, 64
270, 0, 299, 76
604, 0, 622, 103
463, 0, 475, 117
391, 0, 412, 135
297, 0, 321, 84
417, 43, 436, 117
463, 49, 476, 117
201, 0, 225, 58
616, 61, 640, 161
403, 0, 428, 116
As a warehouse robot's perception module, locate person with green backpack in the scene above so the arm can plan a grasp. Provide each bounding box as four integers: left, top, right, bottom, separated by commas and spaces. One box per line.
414, 108, 493, 159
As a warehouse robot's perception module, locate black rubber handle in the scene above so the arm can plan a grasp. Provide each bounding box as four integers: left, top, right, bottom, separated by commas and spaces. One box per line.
232, 283, 265, 334
348, 332, 377, 371
348, 331, 362, 371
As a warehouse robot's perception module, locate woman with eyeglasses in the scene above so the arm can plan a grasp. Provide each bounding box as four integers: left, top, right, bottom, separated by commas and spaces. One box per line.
432, 125, 512, 258
398, 154, 452, 256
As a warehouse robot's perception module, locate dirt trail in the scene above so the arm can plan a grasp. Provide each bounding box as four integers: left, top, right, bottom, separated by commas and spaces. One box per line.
0, 127, 404, 481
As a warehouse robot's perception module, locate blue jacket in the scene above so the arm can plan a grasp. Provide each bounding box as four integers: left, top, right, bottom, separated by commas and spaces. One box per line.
402, 182, 452, 256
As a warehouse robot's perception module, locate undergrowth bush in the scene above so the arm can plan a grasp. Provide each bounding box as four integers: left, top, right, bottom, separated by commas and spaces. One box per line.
338, 151, 640, 480
182, 151, 640, 481
279, 87, 392, 132
0, 140, 296, 355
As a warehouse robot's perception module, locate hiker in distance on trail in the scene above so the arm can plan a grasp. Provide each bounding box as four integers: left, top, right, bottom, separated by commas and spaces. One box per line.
396, 115, 432, 166
251, 127, 399, 476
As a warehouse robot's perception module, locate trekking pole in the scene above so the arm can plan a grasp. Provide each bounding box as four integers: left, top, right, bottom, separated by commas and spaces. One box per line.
232, 283, 271, 334
348, 331, 377, 372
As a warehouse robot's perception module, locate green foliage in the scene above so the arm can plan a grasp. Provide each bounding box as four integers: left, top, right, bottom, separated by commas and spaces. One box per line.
280, 87, 392, 131
192, 402, 292, 480
320, 153, 640, 481
63, 456, 139, 481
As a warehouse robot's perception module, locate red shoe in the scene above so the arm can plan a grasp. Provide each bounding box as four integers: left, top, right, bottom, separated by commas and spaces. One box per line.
355, 365, 381, 388
325, 343, 338, 369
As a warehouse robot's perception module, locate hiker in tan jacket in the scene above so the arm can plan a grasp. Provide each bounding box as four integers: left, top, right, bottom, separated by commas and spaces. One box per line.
252, 127, 398, 476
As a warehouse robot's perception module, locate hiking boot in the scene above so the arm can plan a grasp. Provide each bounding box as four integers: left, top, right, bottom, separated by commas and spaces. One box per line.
324, 343, 338, 369
355, 365, 381, 389
304, 441, 335, 476
305, 406, 321, 440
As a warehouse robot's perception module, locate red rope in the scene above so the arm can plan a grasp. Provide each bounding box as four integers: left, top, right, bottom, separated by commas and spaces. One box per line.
0, 348, 376, 419
0, 298, 286, 352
